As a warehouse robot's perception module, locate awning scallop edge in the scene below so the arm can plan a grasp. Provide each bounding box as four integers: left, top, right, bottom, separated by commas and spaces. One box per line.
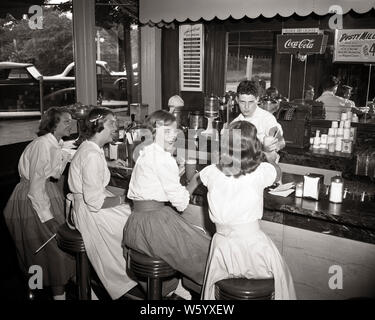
140, 0, 375, 24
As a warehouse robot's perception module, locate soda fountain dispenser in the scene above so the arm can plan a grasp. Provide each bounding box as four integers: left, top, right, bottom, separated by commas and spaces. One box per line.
202, 94, 220, 137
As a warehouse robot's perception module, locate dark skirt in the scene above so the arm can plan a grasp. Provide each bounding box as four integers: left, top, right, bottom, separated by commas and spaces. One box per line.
123, 200, 211, 285
3, 179, 75, 287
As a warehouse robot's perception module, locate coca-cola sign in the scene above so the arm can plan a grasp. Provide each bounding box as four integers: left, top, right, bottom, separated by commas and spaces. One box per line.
277, 34, 327, 54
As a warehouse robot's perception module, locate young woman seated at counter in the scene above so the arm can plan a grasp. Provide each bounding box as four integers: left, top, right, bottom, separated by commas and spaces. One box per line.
68, 107, 137, 300
4, 107, 75, 300
122, 110, 211, 299
190, 121, 296, 300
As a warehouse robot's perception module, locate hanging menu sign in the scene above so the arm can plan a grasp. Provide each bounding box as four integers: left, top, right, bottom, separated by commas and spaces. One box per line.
179, 24, 204, 91
277, 34, 328, 54
282, 28, 320, 34
334, 29, 375, 63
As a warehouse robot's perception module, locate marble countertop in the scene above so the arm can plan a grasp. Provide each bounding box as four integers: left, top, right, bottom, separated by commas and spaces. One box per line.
109, 167, 375, 244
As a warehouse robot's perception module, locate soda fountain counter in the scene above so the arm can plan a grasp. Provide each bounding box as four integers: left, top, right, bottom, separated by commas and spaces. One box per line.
108, 164, 375, 300
107, 112, 375, 299
5, 112, 371, 299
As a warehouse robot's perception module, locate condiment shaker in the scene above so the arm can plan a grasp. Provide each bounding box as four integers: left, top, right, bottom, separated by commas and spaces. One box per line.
295, 182, 303, 198
329, 176, 344, 203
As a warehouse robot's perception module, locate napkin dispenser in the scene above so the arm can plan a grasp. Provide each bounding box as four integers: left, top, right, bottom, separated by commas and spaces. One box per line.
303, 173, 323, 200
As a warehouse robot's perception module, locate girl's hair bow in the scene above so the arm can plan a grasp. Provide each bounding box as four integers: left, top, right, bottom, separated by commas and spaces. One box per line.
89, 114, 103, 123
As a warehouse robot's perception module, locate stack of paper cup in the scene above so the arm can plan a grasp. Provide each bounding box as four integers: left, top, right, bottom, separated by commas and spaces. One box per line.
327, 128, 335, 152
313, 136, 320, 149
343, 128, 351, 140
328, 142, 336, 152
320, 134, 328, 149
327, 128, 335, 141
335, 128, 344, 152
331, 121, 338, 136
347, 111, 352, 121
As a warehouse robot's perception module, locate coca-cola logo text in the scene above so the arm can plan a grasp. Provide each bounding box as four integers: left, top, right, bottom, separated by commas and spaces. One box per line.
284, 39, 315, 49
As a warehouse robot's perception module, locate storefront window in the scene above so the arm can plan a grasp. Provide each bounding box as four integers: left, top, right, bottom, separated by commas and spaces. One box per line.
0, 4, 75, 116
0, 0, 139, 146
226, 31, 273, 93
321, 30, 375, 107
0, 2, 75, 145
225, 27, 374, 107
95, 1, 140, 111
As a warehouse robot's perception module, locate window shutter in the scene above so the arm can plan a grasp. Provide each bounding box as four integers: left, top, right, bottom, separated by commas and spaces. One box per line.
179, 24, 204, 91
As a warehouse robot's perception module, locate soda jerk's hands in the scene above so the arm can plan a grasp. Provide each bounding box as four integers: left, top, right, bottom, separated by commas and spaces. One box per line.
264, 151, 279, 163
277, 138, 286, 151
266, 126, 285, 152
107, 159, 127, 168
263, 136, 279, 152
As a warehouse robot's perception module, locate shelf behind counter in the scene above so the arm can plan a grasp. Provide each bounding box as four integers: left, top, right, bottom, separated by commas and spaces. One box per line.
279, 118, 375, 176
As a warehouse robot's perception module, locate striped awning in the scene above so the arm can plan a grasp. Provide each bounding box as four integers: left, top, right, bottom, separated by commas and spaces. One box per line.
140, 0, 375, 24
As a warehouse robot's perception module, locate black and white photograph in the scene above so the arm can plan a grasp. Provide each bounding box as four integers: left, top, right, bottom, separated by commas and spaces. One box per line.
0, 0, 374, 314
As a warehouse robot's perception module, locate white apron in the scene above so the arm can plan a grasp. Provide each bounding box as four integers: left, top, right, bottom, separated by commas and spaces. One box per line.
70, 191, 137, 299
67, 140, 137, 299
202, 220, 296, 300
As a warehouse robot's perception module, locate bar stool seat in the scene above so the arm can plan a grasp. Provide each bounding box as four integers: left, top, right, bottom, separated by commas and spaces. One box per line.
56, 223, 91, 300
182, 277, 202, 297
215, 278, 275, 300
127, 248, 176, 300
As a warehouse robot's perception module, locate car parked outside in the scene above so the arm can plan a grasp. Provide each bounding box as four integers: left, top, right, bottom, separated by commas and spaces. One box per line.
45, 60, 128, 102
0, 62, 42, 117
0, 60, 131, 118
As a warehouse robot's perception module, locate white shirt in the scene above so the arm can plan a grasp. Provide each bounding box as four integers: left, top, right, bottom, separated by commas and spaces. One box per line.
68, 140, 110, 212
68, 140, 138, 299
316, 91, 353, 120
199, 163, 276, 225
128, 143, 190, 212
231, 106, 283, 143
18, 133, 68, 223
316, 91, 353, 108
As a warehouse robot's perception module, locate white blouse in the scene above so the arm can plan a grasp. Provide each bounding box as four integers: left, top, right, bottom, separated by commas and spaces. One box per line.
316, 91, 353, 108
127, 143, 190, 212
199, 162, 276, 225
232, 106, 283, 143
68, 140, 110, 212
18, 133, 68, 223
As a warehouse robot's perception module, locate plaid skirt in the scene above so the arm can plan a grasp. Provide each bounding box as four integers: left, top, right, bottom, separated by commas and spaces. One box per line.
3, 178, 75, 287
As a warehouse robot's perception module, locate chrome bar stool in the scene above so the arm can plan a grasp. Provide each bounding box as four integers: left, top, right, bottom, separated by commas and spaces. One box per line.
56, 223, 91, 300
215, 278, 275, 300
56, 194, 91, 300
127, 248, 176, 300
